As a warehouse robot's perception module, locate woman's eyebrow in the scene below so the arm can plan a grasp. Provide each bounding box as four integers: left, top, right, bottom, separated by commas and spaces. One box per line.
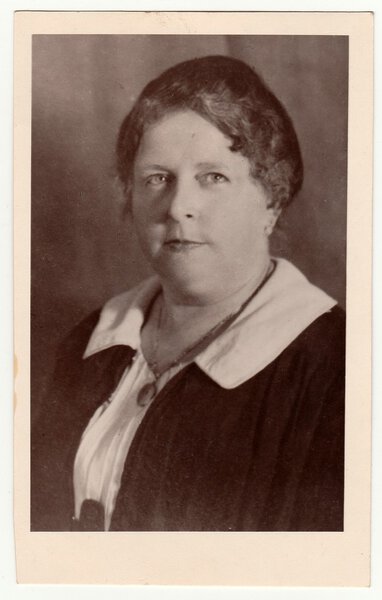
136, 163, 169, 171
136, 162, 232, 172
195, 161, 230, 170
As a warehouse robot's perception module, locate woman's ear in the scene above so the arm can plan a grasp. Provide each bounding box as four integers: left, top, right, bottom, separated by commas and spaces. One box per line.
264, 205, 282, 236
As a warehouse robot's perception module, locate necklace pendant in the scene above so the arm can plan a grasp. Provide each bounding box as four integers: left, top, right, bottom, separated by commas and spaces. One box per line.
136, 382, 157, 407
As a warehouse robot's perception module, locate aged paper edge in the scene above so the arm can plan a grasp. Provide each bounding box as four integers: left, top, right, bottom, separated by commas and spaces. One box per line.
13, 11, 373, 586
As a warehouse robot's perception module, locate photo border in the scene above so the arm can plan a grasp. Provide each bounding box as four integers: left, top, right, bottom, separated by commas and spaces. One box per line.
13, 10, 373, 586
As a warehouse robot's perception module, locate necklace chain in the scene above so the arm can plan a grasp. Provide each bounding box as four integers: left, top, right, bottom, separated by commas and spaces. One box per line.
147, 260, 276, 380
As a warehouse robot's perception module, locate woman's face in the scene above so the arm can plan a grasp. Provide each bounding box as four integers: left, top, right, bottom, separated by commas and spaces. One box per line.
131, 110, 276, 302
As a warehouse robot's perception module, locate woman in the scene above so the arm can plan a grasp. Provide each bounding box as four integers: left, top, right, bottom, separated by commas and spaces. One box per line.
31, 55, 345, 532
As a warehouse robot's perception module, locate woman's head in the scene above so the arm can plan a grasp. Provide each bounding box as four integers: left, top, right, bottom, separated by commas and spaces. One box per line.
117, 55, 303, 211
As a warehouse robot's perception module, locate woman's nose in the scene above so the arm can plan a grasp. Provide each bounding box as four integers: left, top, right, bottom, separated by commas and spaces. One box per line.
166, 179, 197, 221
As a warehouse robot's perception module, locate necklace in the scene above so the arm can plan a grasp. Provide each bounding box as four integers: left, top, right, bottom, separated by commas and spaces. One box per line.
136, 260, 276, 407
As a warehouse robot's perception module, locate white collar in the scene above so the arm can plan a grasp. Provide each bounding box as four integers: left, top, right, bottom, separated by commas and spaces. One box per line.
84, 259, 337, 389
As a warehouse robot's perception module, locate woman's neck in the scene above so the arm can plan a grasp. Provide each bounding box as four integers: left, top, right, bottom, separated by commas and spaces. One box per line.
140, 258, 274, 374
159, 258, 273, 335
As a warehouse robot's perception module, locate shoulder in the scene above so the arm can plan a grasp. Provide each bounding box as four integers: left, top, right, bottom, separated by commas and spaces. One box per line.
55, 309, 103, 367
297, 305, 345, 355
55, 275, 160, 364
280, 305, 345, 382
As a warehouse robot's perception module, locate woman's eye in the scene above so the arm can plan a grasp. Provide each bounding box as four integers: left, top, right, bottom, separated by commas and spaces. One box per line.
200, 172, 229, 185
145, 174, 170, 186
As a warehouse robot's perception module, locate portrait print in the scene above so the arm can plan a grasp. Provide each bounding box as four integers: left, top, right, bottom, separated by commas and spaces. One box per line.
30, 33, 347, 533
14, 11, 372, 586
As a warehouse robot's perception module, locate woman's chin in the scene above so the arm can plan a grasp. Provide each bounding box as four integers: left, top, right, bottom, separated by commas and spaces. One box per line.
162, 273, 211, 302
156, 266, 247, 305
153, 263, 217, 303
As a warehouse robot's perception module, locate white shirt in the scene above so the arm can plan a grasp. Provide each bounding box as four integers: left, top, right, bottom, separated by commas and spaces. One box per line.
74, 258, 337, 530
73, 350, 187, 530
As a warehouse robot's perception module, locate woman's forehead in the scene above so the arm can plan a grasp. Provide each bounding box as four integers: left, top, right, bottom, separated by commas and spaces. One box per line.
141, 109, 226, 143
134, 109, 248, 171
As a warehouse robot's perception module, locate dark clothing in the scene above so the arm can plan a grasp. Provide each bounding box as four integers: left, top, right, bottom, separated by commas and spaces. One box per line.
31, 306, 345, 531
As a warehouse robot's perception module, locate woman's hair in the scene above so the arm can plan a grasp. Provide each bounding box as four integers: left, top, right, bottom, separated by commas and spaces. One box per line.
116, 55, 303, 210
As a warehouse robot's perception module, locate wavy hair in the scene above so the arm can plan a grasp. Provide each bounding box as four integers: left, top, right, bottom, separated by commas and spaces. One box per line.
116, 55, 303, 210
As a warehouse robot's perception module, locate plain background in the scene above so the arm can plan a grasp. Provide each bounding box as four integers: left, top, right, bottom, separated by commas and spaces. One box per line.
31, 34, 348, 412
2, 1, 381, 599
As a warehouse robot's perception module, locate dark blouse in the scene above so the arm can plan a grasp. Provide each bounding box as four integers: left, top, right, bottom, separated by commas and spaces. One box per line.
31, 306, 345, 532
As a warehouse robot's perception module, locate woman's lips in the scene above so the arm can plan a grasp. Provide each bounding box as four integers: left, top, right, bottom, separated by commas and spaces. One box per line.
163, 239, 206, 252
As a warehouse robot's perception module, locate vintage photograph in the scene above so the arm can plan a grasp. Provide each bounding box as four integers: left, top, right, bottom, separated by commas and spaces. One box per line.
30, 34, 347, 532
12, 11, 373, 586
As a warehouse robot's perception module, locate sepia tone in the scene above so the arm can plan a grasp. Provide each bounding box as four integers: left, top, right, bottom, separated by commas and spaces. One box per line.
13, 11, 372, 585
31, 35, 348, 418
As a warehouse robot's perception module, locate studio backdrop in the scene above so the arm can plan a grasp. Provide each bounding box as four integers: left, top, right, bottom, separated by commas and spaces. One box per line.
31, 34, 348, 414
